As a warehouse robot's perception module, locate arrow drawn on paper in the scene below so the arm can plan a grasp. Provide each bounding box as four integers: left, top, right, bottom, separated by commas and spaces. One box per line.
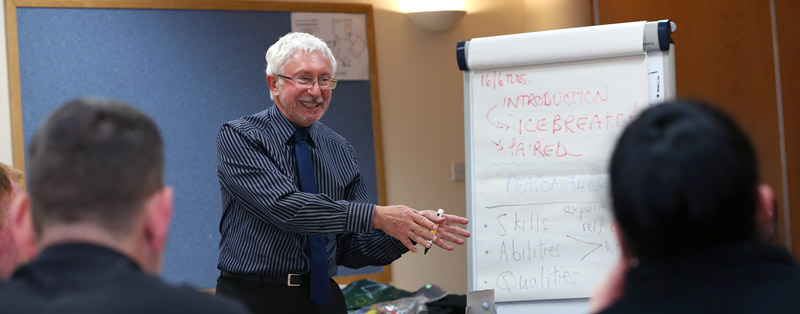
566, 235, 603, 261
486, 105, 510, 132
491, 139, 504, 151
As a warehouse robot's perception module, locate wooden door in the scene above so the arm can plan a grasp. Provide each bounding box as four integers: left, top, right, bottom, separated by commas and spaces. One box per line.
595, 0, 800, 255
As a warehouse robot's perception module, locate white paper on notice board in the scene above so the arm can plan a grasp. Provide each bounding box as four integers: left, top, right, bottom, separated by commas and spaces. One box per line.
468, 54, 649, 302
291, 12, 369, 80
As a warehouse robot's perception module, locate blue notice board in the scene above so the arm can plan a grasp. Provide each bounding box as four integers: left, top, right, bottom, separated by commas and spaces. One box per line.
13, 5, 383, 288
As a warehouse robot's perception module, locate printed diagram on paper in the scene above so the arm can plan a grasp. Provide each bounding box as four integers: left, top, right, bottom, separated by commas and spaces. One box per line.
291, 12, 369, 80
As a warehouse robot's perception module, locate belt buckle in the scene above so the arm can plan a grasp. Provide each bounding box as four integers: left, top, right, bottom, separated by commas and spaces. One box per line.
287, 274, 301, 287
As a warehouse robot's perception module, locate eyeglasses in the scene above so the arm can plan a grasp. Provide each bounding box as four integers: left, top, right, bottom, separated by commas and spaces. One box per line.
276, 74, 338, 90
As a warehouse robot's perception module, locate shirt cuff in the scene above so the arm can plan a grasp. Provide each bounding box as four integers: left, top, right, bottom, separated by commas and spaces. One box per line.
345, 203, 375, 233
386, 236, 411, 253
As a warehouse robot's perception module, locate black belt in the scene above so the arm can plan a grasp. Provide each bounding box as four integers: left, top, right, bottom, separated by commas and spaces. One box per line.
220, 271, 310, 286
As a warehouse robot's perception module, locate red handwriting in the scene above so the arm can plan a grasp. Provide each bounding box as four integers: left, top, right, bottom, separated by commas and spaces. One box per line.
504, 139, 582, 158
480, 71, 529, 90
487, 103, 640, 135
502, 85, 609, 109
484, 103, 641, 159
551, 104, 638, 134
486, 105, 511, 132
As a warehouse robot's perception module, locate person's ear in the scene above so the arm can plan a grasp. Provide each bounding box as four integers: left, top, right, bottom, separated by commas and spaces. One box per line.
756, 184, 775, 238
612, 220, 638, 263
267, 75, 281, 95
141, 186, 173, 273
10, 193, 37, 261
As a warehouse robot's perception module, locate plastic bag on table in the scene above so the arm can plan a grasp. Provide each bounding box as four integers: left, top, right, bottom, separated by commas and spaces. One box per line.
343, 279, 414, 311
360, 283, 449, 314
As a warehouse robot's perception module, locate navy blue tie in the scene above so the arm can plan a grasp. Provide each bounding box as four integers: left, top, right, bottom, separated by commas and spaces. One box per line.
293, 127, 330, 307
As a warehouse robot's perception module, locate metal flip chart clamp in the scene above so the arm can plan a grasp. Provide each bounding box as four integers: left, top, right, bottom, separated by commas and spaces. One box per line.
466, 289, 496, 314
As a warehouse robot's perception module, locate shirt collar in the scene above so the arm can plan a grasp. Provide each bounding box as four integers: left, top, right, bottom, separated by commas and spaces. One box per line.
624, 239, 796, 288
267, 104, 317, 147
14, 242, 141, 277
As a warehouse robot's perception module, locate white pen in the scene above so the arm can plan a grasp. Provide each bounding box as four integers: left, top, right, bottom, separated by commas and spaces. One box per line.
424, 209, 445, 254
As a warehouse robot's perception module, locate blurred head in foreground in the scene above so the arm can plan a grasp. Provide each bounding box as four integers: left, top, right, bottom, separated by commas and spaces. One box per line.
610, 99, 774, 261
12, 98, 172, 274
0, 163, 24, 278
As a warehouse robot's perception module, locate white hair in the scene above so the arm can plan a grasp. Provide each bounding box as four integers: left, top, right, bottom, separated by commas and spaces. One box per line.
265, 32, 337, 100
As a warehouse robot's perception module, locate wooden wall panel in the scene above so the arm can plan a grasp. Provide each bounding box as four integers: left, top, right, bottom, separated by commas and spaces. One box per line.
775, 0, 800, 255
596, 0, 794, 252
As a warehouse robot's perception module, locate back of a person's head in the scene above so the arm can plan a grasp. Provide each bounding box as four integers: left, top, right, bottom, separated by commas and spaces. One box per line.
0, 166, 10, 204
0, 164, 14, 221
0, 163, 24, 205
610, 99, 759, 261
0, 163, 22, 209
27, 98, 164, 238
0, 163, 25, 279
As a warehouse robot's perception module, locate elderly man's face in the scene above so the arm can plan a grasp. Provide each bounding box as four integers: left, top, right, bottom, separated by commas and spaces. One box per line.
270, 51, 333, 127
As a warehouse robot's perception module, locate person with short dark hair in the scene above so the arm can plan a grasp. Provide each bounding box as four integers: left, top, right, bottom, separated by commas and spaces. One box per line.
0, 98, 250, 314
0, 162, 24, 279
590, 99, 800, 314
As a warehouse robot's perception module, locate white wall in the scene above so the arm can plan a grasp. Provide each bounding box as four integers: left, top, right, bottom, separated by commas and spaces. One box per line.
0, 2, 14, 166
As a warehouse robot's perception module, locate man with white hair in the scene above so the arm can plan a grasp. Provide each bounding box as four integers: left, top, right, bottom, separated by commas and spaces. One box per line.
215, 32, 471, 313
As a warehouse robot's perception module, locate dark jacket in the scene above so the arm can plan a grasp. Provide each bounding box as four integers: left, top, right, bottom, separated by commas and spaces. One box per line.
600, 240, 800, 314
0, 243, 249, 314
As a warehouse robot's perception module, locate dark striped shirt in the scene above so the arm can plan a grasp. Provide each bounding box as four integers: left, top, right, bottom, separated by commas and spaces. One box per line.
216, 105, 407, 277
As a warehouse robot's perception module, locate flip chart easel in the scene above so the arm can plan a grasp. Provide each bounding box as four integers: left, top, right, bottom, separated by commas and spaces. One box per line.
458, 20, 676, 313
